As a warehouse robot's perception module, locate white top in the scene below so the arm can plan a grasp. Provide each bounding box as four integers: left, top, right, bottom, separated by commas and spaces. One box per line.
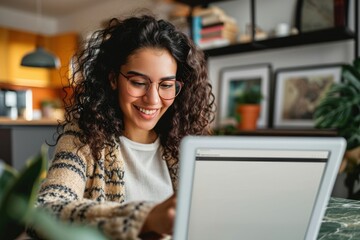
120, 136, 173, 203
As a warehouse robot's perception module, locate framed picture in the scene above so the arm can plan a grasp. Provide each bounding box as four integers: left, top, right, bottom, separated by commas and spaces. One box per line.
219, 63, 271, 128
273, 64, 343, 128
295, 0, 349, 33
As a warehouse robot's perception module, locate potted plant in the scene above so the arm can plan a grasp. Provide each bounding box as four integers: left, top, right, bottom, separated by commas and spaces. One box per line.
0, 145, 107, 240
235, 86, 263, 130
314, 58, 360, 199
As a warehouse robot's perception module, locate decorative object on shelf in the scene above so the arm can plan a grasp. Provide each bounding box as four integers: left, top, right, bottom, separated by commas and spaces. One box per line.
275, 23, 290, 37
295, 0, 349, 33
239, 24, 268, 43
272, 64, 342, 128
20, 0, 60, 69
0, 145, 106, 240
219, 63, 271, 129
40, 99, 64, 120
235, 86, 263, 130
314, 58, 360, 199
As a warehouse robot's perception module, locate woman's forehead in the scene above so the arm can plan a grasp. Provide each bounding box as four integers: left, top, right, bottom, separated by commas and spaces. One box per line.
123, 48, 177, 74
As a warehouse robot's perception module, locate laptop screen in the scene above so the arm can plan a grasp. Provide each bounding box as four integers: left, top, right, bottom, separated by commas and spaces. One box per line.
187, 148, 329, 240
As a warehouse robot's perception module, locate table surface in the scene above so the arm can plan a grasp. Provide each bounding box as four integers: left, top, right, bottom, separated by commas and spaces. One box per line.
319, 197, 360, 239
17, 197, 360, 240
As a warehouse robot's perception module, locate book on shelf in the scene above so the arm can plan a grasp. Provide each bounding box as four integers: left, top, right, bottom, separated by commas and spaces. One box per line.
192, 5, 226, 17
192, 15, 202, 45
334, 0, 347, 27
191, 5, 237, 27
201, 30, 237, 42
201, 14, 237, 27
200, 22, 238, 34
191, 5, 239, 49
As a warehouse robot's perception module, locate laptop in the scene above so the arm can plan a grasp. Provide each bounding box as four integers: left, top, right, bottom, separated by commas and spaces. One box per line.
173, 136, 346, 240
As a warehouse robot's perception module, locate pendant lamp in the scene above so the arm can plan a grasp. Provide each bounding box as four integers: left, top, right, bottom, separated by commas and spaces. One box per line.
20, 0, 61, 69
21, 46, 60, 68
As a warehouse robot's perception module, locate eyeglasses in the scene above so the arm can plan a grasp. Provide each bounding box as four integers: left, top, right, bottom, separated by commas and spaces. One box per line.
119, 71, 183, 100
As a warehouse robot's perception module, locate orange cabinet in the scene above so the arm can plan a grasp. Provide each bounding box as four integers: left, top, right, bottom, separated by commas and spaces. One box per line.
0, 27, 9, 81
0, 27, 78, 88
7, 29, 50, 86
48, 33, 79, 88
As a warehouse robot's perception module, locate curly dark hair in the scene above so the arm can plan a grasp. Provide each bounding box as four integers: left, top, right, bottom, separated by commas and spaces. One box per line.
59, 13, 215, 162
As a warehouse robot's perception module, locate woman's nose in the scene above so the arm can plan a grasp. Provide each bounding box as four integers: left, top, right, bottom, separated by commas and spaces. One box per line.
144, 83, 160, 104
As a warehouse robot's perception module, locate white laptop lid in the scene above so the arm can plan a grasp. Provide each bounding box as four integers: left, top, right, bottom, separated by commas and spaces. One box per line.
174, 136, 346, 240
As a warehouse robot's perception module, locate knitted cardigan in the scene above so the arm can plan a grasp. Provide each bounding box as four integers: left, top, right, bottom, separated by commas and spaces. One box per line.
33, 121, 179, 239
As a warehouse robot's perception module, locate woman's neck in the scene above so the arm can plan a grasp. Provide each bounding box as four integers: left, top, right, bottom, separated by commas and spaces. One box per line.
123, 129, 157, 144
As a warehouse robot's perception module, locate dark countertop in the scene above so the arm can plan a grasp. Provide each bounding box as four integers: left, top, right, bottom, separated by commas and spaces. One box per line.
319, 197, 360, 239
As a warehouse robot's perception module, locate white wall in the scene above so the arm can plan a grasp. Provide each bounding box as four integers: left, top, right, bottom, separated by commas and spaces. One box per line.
0, 0, 175, 38
0, 6, 58, 35
57, 0, 175, 39
214, 0, 297, 35
209, 0, 357, 126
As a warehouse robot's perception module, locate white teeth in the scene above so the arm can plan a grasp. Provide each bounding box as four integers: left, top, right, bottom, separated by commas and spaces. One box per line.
139, 107, 157, 115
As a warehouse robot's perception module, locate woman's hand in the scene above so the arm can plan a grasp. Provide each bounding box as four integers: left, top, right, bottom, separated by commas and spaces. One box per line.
140, 193, 176, 237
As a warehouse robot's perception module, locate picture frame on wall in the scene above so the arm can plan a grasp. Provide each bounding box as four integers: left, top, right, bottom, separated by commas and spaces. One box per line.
272, 64, 343, 128
295, 0, 349, 33
219, 63, 271, 128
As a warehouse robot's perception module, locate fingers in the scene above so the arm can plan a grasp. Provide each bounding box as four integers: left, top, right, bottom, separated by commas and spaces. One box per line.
142, 193, 177, 236
165, 193, 176, 208
162, 193, 177, 234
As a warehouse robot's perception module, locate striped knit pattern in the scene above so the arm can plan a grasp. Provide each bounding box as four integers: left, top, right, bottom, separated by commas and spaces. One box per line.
32, 121, 178, 239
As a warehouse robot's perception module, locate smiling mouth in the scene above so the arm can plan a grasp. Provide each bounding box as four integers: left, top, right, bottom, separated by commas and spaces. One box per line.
137, 106, 158, 115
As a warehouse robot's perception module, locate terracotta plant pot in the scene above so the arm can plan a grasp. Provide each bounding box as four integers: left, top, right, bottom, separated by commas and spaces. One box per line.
237, 104, 260, 130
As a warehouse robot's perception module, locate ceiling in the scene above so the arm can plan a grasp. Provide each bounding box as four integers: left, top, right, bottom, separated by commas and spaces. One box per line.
0, 0, 110, 18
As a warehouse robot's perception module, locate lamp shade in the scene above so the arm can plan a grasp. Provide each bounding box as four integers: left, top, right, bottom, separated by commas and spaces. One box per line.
21, 46, 61, 68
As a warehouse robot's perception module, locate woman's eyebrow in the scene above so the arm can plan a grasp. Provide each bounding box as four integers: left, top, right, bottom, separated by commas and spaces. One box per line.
126, 70, 146, 76
126, 70, 176, 81
161, 76, 176, 81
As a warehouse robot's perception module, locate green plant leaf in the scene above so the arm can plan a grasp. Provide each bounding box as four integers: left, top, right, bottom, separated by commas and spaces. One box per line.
341, 128, 360, 149
0, 161, 18, 206
0, 146, 46, 239
314, 95, 351, 128
314, 60, 360, 150
342, 65, 360, 91
235, 87, 263, 104
0, 145, 107, 240
353, 58, 360, 70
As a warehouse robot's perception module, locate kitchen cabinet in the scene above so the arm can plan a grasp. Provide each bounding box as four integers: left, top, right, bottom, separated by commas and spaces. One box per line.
7, 28, 50, 86
0, 27, 8, 81
0, 121, 57, 171
48, 33, 79, 88
0, 27, 78, 88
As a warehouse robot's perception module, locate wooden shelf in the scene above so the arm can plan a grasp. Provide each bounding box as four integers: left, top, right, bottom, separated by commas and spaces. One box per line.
204, 27, 356, 57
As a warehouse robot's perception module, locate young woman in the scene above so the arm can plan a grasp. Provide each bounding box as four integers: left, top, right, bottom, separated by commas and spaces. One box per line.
31, 13, 215, 239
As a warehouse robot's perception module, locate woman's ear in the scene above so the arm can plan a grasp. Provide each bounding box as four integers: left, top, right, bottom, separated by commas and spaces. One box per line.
109, 72, 117, 90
